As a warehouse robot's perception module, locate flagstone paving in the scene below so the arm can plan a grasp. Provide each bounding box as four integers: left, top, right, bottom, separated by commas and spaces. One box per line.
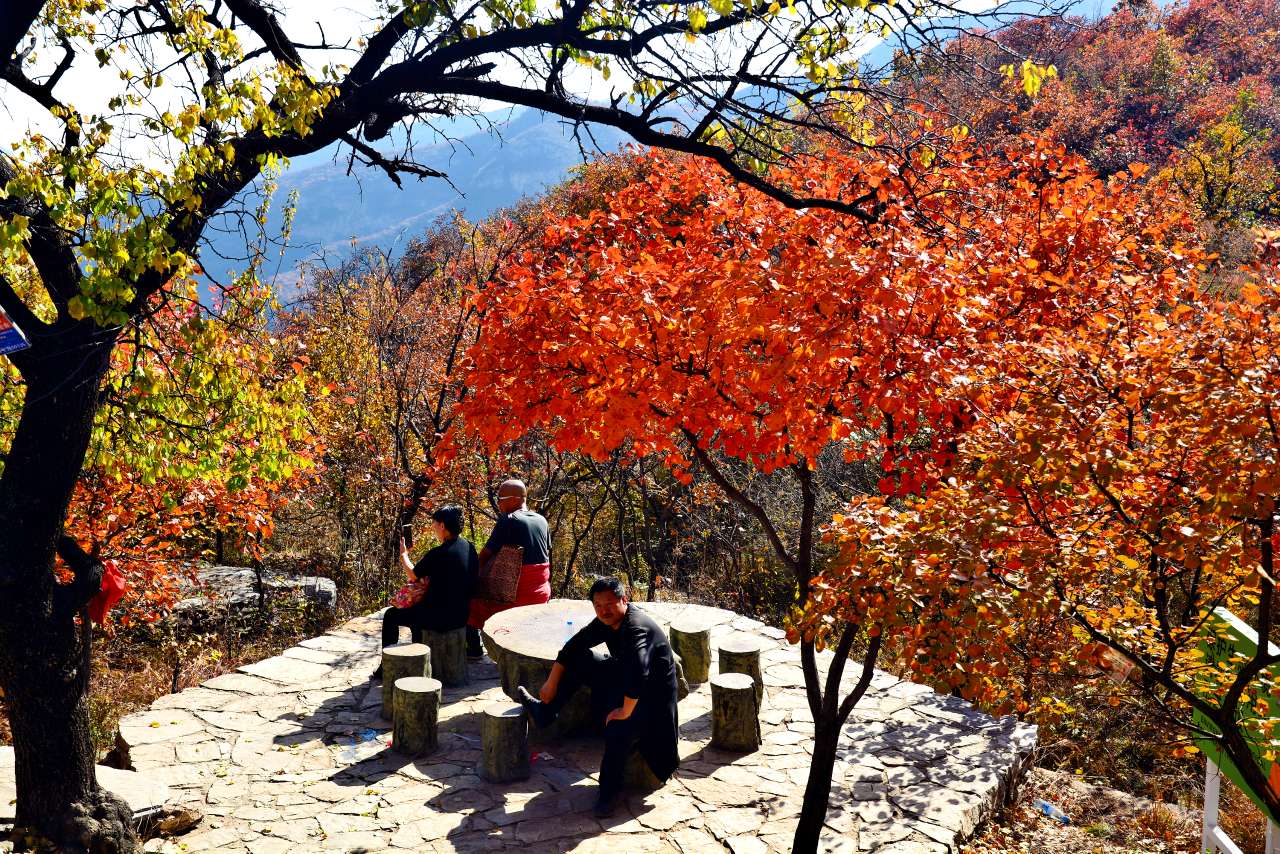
117, 603, 1036, 853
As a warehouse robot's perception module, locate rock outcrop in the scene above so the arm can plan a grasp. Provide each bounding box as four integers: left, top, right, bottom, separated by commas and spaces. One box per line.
170, 564, 337, 628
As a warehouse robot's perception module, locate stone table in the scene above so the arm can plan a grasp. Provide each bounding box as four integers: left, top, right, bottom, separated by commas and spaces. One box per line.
482, 600, 603, 737
483, 601, 596, 691
110, 601, 1038, 854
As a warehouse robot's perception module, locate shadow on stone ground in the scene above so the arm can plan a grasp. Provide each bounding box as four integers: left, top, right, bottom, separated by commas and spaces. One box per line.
109, 603, 1036, 853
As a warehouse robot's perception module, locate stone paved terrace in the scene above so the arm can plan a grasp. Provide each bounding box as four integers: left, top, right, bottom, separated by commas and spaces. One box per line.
117, 603, 1036, 853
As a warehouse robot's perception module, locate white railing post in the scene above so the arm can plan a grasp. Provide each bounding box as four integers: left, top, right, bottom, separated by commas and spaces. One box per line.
1202, 759, 1250, 854
1204, 759, 1222, 854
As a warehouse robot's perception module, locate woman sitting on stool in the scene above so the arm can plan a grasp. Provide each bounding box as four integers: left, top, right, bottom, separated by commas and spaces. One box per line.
373, 505, 478, 679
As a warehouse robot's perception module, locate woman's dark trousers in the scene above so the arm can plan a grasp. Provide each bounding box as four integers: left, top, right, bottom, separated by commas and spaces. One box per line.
381, 606, 427, 648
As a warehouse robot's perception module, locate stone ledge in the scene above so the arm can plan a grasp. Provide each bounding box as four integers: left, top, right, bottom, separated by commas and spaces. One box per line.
0, 745, 172, 828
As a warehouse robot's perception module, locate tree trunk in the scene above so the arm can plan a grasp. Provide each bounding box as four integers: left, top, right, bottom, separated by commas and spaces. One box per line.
710, 672, 760, 751
3, 647, 136, 852
0, 332, 137, 851
392, 676, 441, 756
418, 628, 469, 687
790, 714, 842, 854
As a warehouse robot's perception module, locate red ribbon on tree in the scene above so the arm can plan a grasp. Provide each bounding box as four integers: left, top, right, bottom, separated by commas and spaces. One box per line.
87, 559, 126, 625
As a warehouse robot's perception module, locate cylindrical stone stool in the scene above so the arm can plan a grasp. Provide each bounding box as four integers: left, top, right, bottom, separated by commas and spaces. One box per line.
382, 642, 431, 720
393, 676, 442, 756
710, 672, 761, 752
479, 703, 530, 782
669, 620, 711, 683
718, 635, 764, 706
419, 627, 470, 687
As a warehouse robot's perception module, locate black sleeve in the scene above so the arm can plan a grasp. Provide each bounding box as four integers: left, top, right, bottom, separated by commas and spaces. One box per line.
557, 618, 607, 664
620, 622, 652, 699
467, 544, 480, 592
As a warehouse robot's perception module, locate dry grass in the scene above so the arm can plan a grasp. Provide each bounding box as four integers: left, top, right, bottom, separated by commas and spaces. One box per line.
966, 766, 1279, 854
964, 768, 1201, 854
1217, 783, 1271, 854
85, 634, 308, 760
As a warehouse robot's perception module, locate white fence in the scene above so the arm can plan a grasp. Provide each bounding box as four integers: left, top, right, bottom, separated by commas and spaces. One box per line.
1203, 759, 1280, 854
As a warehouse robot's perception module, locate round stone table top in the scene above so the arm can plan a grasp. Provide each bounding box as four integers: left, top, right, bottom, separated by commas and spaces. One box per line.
482, 599, 729, 665
482, 599, 598, 663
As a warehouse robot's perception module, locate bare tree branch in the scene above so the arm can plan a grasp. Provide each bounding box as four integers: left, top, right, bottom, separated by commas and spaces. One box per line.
0, 0, 45, 68
222, 0, 306, 71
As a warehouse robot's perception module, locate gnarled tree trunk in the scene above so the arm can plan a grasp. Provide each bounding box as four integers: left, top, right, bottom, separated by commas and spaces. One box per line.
0, 331, 137, 852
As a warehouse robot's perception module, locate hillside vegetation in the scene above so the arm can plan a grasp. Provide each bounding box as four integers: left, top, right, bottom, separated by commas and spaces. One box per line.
3, 0, 1280, 851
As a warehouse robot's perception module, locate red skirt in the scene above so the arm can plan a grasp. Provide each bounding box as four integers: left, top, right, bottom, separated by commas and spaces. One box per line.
468, 562, 551, 628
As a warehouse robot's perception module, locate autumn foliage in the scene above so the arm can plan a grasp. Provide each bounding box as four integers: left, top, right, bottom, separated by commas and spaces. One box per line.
924, 0, 1280, 265
0, 0, 1102, 845
464, 139, 1184, 498
1, 277, 315, 625
802, 242, 1280, 816
454, 120, 1214, 848
935, 0, 1279, 173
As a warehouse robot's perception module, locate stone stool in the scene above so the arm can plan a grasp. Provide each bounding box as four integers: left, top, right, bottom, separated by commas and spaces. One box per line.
418, 627, 470, 687
624, 749, 663, 791
718, 635, 764, 706
382, 642, 431, 720
479, 703, 530, 782
669, 619, 711, 683
710, 672, 761, 752
393, 676, 442, 756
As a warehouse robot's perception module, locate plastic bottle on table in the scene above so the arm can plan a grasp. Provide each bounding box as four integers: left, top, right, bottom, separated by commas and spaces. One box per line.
564, 619, 575, 644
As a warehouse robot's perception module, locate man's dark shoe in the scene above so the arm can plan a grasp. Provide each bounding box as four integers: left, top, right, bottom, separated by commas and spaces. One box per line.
516, 686, 554, 728
592, 793, 619, 819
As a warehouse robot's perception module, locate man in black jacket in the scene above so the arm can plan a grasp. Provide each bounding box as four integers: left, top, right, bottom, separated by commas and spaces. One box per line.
517, 577, 679, 817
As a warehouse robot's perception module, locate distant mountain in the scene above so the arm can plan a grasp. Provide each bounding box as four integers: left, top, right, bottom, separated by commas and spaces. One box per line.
198, 109, 627, 291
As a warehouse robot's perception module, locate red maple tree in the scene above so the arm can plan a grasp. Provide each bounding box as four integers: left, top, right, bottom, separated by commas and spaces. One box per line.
461, 131, 1188, 849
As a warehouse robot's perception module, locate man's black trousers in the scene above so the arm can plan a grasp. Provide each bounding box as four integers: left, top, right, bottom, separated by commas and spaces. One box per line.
548, 644, 643, 801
